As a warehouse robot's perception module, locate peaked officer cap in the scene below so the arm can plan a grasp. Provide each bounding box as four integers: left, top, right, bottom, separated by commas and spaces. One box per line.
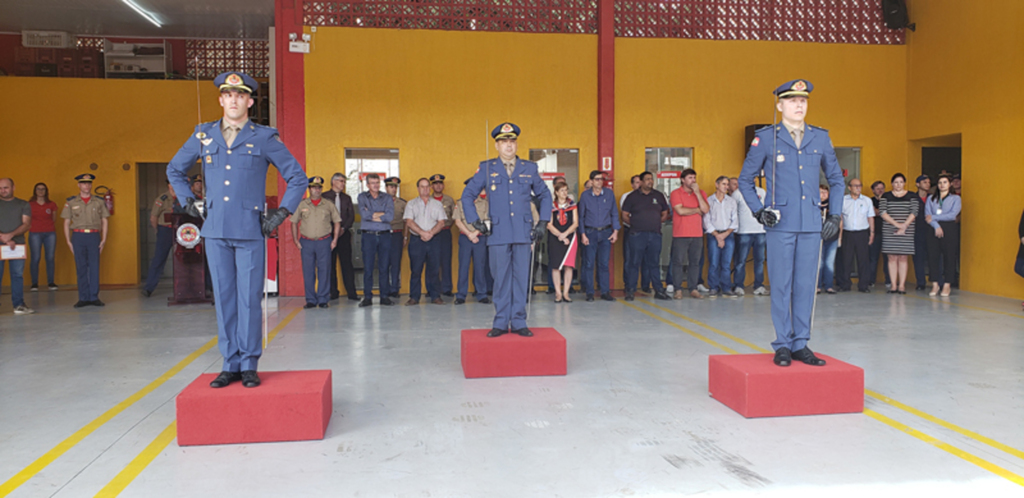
773, 79, 813, 99
491, 122, 520, 140
75, 173, 95, 183
214, 72, 258, 95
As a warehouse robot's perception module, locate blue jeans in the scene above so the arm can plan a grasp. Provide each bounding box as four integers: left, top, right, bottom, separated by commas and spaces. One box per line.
819, 238, 838, 290
361, 232, 391, 297
0, 258, 26, 307
581, 227, 612, 296
29, 231, 56, 287
625, 231, 663, 293
706, 233, 735, 293
733, 232, 766, 289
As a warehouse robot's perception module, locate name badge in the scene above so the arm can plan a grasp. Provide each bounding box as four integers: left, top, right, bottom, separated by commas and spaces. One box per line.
777, 154, 785, 162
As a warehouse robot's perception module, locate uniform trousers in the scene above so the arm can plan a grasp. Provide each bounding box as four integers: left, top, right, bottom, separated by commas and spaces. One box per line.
387, 231, 404, 296
581, 227, 613, 296
489, 243, 531, 330
361, 231, 391, 297
408, 235, 441, 300
144, 225, 175, 293
71, 231, 102, 302
766, 230, 820, 352
438, 228, 453, 294
457, 234, 490, 300
330, 230, 357, 298
205, 237, 265, 372
301, 236, 332, 305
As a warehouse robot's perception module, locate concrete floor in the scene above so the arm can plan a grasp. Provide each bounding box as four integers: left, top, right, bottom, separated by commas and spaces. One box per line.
1, 284, 1023, 497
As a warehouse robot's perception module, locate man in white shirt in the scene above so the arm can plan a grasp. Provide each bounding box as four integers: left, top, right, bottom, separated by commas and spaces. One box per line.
838, 179, 875, 292
703, 176, 739, 297
731, 181, 768, 296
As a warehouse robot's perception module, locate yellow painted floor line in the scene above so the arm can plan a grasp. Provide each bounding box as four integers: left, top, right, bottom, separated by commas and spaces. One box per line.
0, 338, 217, 497
93, 307, 302, 497
865, 409, 1024, 486
93, 423, 178, 498
621, 301, 739, 354
904, 293, 1024, 320
631, 298, 1024, 486
638, 300, 772, 353
638, 298, 1024, 463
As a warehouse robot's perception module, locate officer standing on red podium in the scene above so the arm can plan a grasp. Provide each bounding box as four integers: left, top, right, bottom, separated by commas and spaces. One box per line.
738, 79, 844, 367
167, 71, 307, 388
462, 123, 551, 337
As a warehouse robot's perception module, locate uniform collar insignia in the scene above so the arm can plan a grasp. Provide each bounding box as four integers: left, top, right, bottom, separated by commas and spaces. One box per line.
201, 138, 213, 146
196, 132, 207, 139
490, 172, 499, 177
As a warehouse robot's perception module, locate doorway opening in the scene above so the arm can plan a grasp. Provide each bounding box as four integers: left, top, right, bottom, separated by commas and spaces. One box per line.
529, 148, 580, 289
137, 162, 200, 285
344, 148, 400, 289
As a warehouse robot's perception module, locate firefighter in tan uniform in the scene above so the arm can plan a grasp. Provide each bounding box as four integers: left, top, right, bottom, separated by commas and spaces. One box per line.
430, 174, 457, 296
290, 176, 342, 309
61, 173, 109, 308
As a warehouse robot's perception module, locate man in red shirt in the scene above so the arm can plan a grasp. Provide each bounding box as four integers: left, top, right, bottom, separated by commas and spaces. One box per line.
669, 169, 709, 299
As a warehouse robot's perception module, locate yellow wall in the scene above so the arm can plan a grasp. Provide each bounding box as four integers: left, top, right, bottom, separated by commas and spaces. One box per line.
304, 28, 598, 292
906, 0, 1024, 298
0, 78, 222, 287
614, 38, 907, 288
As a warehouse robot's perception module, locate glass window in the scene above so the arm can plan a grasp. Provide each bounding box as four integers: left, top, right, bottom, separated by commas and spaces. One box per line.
345, 148, 400, 208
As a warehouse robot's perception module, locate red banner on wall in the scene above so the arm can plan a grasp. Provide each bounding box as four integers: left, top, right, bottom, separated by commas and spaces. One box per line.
656, 170, 681, 179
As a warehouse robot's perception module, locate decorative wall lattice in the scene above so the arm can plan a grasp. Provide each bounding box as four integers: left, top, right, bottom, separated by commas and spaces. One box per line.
76, 37, 104, 50
186, 40, 271, 79
616, 0, 904, 44
303, 0, 599, 34
304, 0, 904, 44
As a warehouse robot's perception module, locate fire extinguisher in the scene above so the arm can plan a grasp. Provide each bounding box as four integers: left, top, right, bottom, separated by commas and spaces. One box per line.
95, 185, 115, 216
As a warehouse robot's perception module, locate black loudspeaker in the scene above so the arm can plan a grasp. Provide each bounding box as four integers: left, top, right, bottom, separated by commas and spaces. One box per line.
881, 0, 915, 31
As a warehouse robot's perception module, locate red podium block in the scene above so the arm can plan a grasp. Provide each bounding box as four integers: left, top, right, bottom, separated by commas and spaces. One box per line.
461, 328, 567, 379
708, 354, 863, 418
176, 370, 332, 446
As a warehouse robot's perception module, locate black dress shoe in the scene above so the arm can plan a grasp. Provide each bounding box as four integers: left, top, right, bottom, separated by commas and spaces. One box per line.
303, 302, 317, 309
318, 303, 329, 309
487, 327, 508, 337
858, 288, 870, 293
454, 298, 466, 305
654, 291, 671, 300
347, 295, 361, 301
625, 293, 635, 301
380, 297, 394, 306
74, 300, 88, 308
359, 298, 373, 307
792, 347, 826, 366
600, 294, 617, 302
512, 327, 533, 337
478, 297, 492, 304
586, 294, 595, 302
442, 291, 454, 297
330, 293, 340, 301
210, 371, 242, 388
141, 289, 152, 297
91, 300, 105, 307
773, 347, 792, 367
241, 370, 261, 388
389, 293, 400, 298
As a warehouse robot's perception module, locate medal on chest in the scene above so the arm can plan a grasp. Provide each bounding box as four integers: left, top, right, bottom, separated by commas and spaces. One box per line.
777, 154, 785, 162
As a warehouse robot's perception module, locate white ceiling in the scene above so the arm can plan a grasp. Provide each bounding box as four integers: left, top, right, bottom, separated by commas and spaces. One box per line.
0, 0, 274, 40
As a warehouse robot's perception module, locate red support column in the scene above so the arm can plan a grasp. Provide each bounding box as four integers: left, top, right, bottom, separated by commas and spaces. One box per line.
597, 0, 616, 288
275, 0, 307, 297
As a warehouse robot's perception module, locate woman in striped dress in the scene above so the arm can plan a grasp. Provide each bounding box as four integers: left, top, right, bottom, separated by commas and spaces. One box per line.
879, 173, 918, 294
547, 183, 579, 303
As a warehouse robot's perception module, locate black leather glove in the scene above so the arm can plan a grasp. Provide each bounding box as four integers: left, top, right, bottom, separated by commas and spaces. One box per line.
753, 208, 779, 228
183, 197, 205, 219
821, 214, 842, 242
472, 219, 490, 236
261, 207, 290, 237
532, 223, 547, 242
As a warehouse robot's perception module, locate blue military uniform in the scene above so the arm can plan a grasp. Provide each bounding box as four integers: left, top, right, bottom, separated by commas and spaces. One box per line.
166, 72, 307, 375
738, 79, 845, 356
462, 123, 552, 333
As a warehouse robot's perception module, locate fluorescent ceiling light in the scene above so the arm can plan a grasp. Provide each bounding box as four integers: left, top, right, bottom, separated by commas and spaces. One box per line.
122, 0, 162, 28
